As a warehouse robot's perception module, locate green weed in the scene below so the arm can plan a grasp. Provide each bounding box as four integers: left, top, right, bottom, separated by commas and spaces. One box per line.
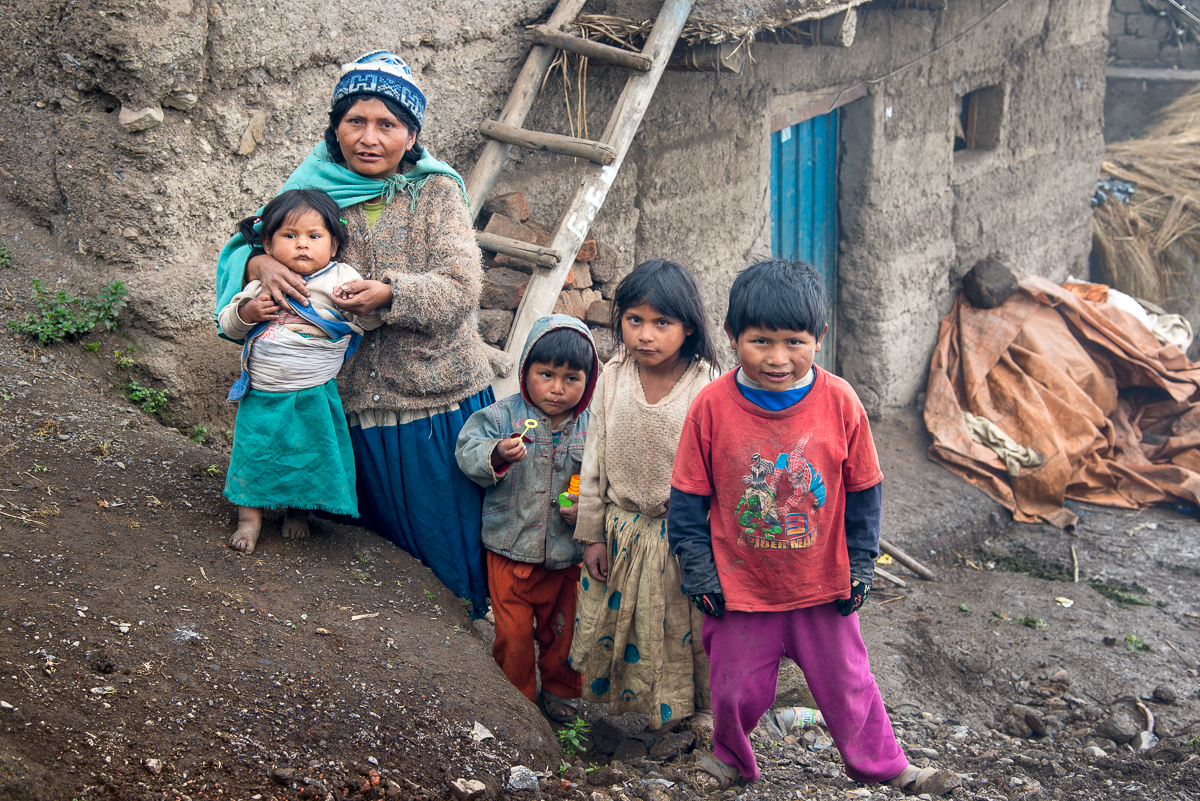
8, 279, 127, 344
1016, 616, 1046, 629
204, 465, 220, 478
424, 589, 435, 601
557, 717, 589, 755
1124, 634, 1150, 654
1089, 579, 1152, 608
190, 425, 208, 444
1185, 734, 1200, 751
0, 245, 12, 270
81, 341, 100, 352
32, 464, 47, 473
126, 380, 167, 414
113, 349, 135, 369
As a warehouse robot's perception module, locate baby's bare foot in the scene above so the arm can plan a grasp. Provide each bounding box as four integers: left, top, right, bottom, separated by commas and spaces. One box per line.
229, 506, 262, 554
281, 509, 310, 540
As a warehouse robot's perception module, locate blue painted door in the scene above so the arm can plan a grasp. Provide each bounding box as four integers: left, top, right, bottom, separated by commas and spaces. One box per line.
770, 110, 838, 371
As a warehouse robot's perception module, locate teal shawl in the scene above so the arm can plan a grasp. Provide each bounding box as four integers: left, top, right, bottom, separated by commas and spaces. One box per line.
213, 141, 468, 339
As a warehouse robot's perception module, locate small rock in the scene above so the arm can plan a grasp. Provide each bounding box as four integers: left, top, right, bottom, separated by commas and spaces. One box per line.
912, 747, 940, 759
1096, 712, 1138, 744
448, 778, 486, 800
506, 766, 539, 791
144, 757, 163, 775
1050, 669, 1070, 685
1131, 731, 1159, 750
1085, 737, 1117, 754
236, 110, 267, 156
481, 192, 532, 223
1082, 745, 1107, 759
122, 228, 138, 239
163, 91, 199, 110
648, 730, 695, 760
1152, 685, 1177, 704
1003, 714, 1032, 739
589, 716, 632, 756
272, 767, 295, 784
383, 779, 403, 800
315, 628, 331, 636
470, 721, 494, 741
961, 255, 1019, 309
119, 104, 164, 133
587, 765, 620, 787
611, 736, 649, 763
590, 243, 621, 283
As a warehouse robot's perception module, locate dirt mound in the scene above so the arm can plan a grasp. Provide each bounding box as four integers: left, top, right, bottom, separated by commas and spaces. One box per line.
0, 324, 558, 800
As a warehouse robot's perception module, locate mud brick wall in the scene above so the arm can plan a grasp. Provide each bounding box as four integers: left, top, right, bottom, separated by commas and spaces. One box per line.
1107, 0, 1199, 68
477, 193, 621, 362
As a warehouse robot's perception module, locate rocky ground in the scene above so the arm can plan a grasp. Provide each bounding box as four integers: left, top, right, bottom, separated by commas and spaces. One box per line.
0, 239, 1198, 800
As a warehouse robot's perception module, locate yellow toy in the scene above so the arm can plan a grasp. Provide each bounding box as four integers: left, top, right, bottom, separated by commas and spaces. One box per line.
511, 418, 538, 440
558, 474, 581, 507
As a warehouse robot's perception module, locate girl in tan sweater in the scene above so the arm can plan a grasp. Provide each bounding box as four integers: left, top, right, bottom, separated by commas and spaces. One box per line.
569, 259, 721, 731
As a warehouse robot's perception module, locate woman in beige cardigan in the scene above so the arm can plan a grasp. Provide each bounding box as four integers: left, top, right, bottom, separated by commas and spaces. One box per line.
218, 51, 493, 616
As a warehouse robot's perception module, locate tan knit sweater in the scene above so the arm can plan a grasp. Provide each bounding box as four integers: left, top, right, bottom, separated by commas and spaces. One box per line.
573, 356, 715, 544
336, 175, 493, 413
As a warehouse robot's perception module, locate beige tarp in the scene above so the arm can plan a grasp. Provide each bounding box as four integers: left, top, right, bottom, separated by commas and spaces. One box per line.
924, 274, 1200, 528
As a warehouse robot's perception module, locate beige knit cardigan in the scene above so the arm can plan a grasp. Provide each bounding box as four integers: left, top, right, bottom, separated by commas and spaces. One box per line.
336, 175, 493, 413
573, 356, 715, 544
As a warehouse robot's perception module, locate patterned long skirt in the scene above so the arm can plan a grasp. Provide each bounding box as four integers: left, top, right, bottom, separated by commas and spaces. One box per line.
569, 504, 710, 728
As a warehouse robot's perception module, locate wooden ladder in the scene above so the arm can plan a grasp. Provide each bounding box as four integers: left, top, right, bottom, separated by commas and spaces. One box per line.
466, 0, 696, 397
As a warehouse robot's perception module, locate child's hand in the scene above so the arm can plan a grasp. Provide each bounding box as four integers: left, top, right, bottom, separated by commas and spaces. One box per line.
239, 292, 281, 323
582, 542, 608, 582
490, 436, 527, 472
836, 579, 870, 616
558, 493, 579, 526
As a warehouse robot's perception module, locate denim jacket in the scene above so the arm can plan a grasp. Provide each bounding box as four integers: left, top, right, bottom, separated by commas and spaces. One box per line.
455, 315, 598, 569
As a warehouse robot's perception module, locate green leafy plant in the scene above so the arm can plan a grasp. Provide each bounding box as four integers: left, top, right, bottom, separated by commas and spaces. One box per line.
113, 349, 135, 369
959, 603, 971, 614
0, 245, 12, 270
204, 465, 220, 478
126, 380, 167, 414
8, 279, 127, 344
557, 718, 589, 756
32, 464, 47, 473
1016, 616, 1046, 629
81, 341, 100, 352
424, 589, 436, 601
1185, 734, 1200, 751
1125, 634, 1150, 654
190, 425, 208, 444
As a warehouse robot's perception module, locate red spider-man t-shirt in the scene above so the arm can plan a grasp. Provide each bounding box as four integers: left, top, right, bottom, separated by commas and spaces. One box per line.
671, 368, 883, 612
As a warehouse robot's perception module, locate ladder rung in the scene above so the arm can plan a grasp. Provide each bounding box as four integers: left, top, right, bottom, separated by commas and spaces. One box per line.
479, 120, 617, 165
526, 24, 653, 71
475, 231, 562, 269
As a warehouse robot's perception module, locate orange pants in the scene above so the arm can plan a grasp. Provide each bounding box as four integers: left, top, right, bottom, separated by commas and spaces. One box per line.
487, 550, 582, 703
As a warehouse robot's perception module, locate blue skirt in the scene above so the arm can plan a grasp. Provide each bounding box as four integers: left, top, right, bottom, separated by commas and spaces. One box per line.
348, 387, 494, 618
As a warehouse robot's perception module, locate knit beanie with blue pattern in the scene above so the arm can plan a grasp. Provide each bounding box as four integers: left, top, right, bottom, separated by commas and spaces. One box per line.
332, 51, 426, 130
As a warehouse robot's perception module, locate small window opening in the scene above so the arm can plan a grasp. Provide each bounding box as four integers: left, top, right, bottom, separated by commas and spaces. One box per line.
953, 84, 1003, 153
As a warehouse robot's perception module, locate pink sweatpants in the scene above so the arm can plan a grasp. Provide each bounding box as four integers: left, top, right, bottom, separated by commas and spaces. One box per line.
702, 604, 908, 784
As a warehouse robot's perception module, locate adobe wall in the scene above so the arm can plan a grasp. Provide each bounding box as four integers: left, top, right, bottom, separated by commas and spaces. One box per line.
504, 0, 1108, 411
0, 0, 1107, 424
1104, 0, 1200, 141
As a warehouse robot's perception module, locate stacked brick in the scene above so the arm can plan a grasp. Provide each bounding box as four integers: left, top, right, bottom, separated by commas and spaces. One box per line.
477, 192, 623, 361
1108, 0, 1199, 68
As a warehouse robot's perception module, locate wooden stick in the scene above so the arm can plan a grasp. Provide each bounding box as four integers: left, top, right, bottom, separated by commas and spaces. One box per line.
526, 25, 652, 71
874, 566, 909, 589
475, 231, 562, 269
1071, 543, 1079, 583
667, 42, 746, 73
1136, 700, 1155, 735
879, 538, 937, 581
478, 120, 617, 165
816, 9, 857, 48
876, 594, 908, 606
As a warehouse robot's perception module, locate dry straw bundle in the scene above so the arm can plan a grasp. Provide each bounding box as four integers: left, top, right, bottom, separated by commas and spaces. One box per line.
1093, 85, 1200, 307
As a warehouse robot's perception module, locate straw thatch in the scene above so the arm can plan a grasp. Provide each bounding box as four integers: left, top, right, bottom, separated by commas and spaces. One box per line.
1092, 85, 1200, 309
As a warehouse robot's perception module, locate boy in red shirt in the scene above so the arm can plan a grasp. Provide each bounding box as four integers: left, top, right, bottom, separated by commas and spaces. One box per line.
668, 260, 958, 795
